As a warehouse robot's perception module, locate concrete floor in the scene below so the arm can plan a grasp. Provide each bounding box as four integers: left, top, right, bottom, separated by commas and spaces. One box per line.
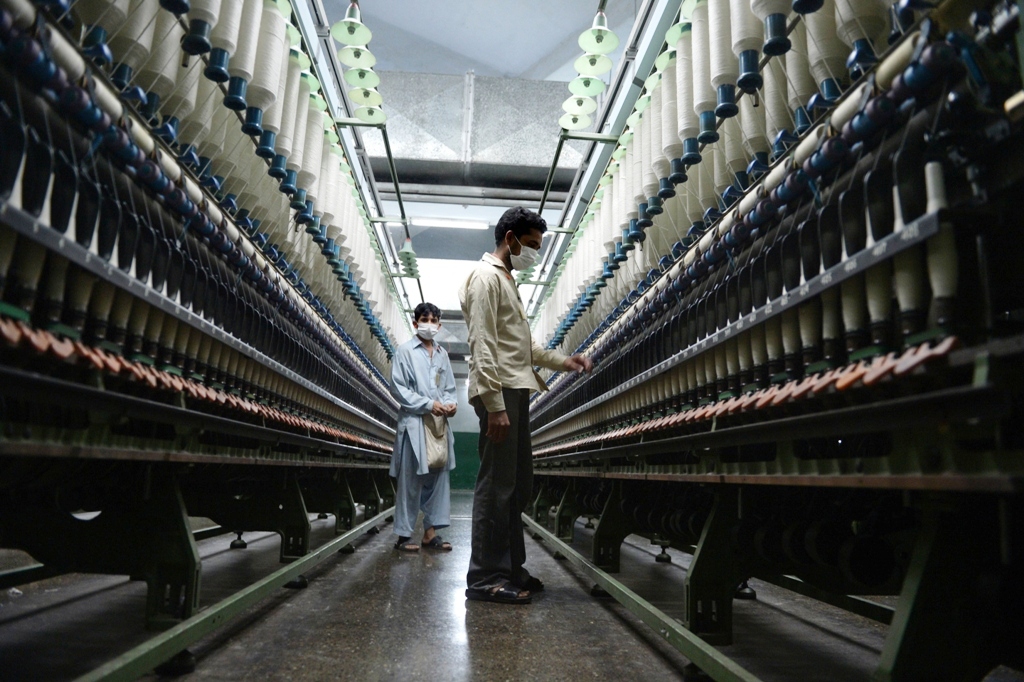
158, 492, 694, 681
2, 491, 1023, 681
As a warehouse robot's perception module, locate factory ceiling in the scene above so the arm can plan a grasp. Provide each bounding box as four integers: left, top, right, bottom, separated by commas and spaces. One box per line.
315, 0, 640, 316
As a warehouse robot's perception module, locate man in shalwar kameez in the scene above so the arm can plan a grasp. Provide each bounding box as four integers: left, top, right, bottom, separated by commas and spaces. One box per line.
389, 302, 458, 552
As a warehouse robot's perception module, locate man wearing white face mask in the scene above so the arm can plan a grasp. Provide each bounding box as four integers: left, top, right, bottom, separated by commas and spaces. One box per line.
389, 302, 458, 553
460, 207, 593, 604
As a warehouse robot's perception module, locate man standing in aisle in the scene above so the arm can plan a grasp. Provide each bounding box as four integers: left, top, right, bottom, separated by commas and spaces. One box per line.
390, 302, 458, 553
460, 206, 592, 604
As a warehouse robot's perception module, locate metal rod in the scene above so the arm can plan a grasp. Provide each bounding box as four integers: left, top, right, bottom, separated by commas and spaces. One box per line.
522, 514, 761, 682
74, 507, 394, 682
380, 126, 425, 304
562, 132, 619, 143
538, 134, 568, 215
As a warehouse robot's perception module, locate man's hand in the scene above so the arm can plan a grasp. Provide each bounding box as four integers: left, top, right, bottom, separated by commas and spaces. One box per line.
431, 401, 446, 416
443, 403, 458, 417
486, 410, 510, 444
563, 354, 593, 374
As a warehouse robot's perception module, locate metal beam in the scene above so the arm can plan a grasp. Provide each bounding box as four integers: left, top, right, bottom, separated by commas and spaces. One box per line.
522, 513, 761, 682
75, 507, 394, 682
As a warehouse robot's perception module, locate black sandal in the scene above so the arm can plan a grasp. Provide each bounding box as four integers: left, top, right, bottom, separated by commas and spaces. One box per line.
518, 576, 544, 592
465, 583, 531, 605
394, 537, 419, 552
421, 536, 452, 551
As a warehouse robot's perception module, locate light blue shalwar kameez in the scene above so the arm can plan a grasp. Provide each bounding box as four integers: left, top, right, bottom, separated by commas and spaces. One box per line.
389, 336, 457, 538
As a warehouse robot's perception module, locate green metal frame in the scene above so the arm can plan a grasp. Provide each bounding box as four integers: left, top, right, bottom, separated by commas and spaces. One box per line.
74, 507, 394, 682
522, 512, 761, 682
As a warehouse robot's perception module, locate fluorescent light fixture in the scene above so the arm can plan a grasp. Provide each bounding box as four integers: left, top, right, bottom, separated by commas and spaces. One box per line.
410, 217, 490, 231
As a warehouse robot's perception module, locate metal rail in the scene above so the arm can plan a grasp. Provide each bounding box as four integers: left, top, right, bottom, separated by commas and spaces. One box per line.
530, 209, 946, 432
532, 384, 1008, 463
0, 200, 398, 436
522, 513, 761, 682
0, 366, 393, 463
74, 507, 394, 682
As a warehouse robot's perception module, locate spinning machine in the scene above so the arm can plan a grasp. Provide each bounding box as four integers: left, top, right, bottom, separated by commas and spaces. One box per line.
0, 0, 404, 647
529, 0, 1024, 678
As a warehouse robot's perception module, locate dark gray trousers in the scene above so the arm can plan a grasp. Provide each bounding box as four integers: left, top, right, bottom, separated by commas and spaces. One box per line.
467, 388, 533, 591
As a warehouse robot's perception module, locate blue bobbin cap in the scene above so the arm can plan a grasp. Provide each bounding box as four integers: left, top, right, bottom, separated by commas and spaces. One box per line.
647, 196, 663, 216
737, 50, 762, 92
763, 14, 791, 56
682, 138, 701, 165
792, 0, 824, 13
256, 130, 277, 159
715, 84, 738, 118
658, 177, 676, 199
110, 63, 133, 90
279, 169, 297, 195
204, 48, 230, 82
269, 154, 288, 179
669, 158, 687, 184
290, 188, 308, 211
697, 111, 719, 144
242, 106, 263, 136
223, 76, 248, 111
181, 19, 212, 55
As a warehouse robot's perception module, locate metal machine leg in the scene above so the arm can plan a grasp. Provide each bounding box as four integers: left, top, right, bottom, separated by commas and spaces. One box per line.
592, 481, 632, 572
0, 468, 200, 630
875, 497, 1021, 681
684, 487, 742, 645
555, 481, 582, 542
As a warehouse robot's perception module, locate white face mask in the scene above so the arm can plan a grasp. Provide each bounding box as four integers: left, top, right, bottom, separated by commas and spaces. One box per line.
416, 322, 439, 341
510, 235, 540, 272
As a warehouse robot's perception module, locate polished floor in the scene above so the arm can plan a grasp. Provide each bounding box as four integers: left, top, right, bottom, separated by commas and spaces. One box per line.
159, 492, 693, 681
3, 491, 1024, 681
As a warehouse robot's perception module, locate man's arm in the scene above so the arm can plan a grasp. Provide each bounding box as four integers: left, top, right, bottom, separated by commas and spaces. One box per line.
464, 271, 505, 414
441, 351, 458, 416
533, 342, 593, 374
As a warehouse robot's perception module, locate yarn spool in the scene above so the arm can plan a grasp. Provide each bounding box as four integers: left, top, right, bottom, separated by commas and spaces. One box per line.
243, 0, 287, 135
135, 10, 184, 121
804, 0, 847, 106
282, 77, 312, 196
730, 0, 763, 91
273, 50, 305, 177
835, 0, 889, 75
74, 0, 129, 60
179, 74, 219, 151
161, 51, 203, 142
182, 0, 222, 55
786, 22, 817, 133
108, 0, 159, 88
762, 57, 791, 158
257, 42, 291, 158
650, 83, 671, 188
924, 162, 957, 331
196, 104, 231, 182
206, 0, 245, 81
225, 0, 264, 110
631, 124, 646, 212
674, 24, 700, 164
697, 150, 719, 217
295, 106, 325, 219
738, 95, 770, 169
690, 0, 718, 144
750, 0, 792, 56
709, 0, 739, 117
713, 144, 732, 197
660, 58, 686, 184
723, 117, 749, 190
643, 88, 663, 215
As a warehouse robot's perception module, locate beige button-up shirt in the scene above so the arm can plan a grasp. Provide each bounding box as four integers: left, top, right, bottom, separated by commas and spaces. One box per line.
459, 253, 568, 413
